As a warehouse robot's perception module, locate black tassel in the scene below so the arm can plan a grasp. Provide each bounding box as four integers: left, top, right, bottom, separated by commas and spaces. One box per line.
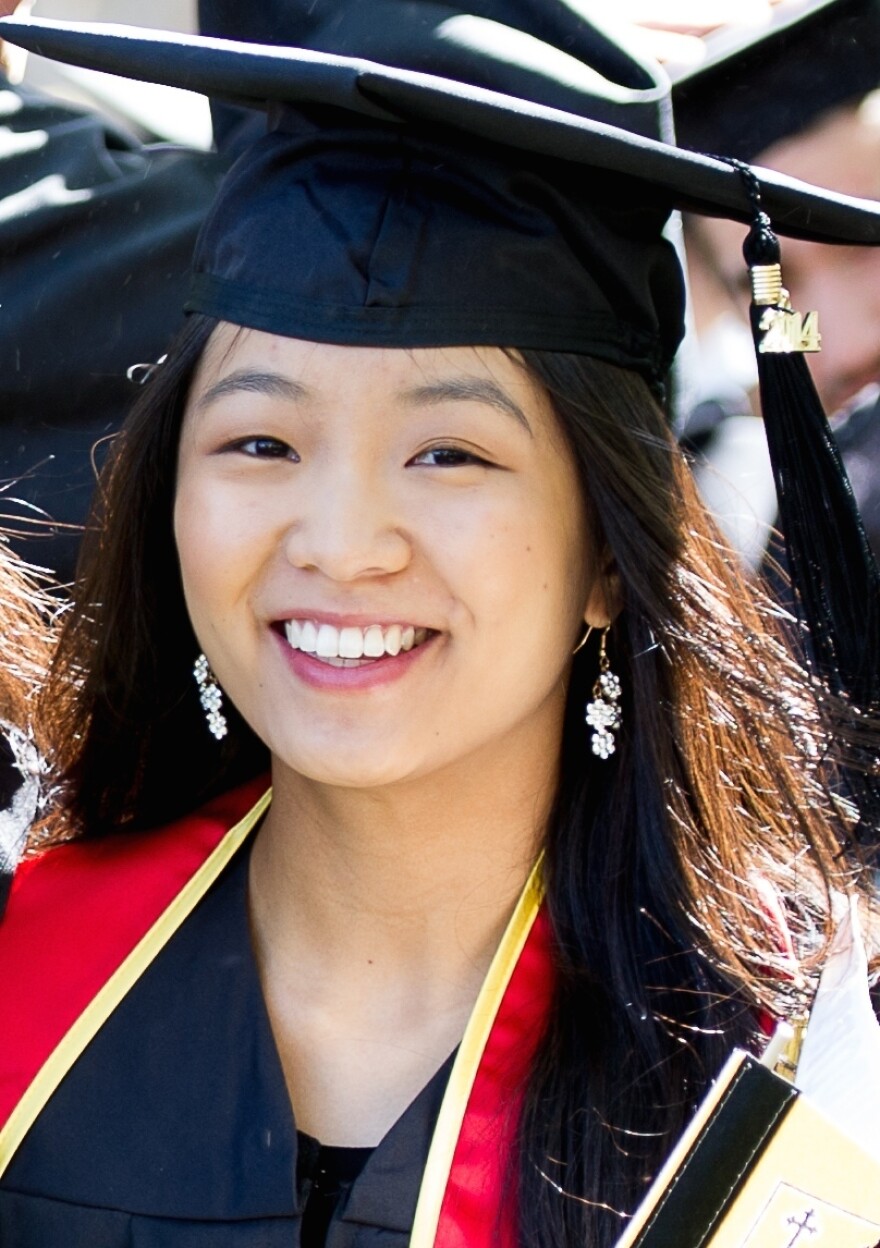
735, 164, 880, 836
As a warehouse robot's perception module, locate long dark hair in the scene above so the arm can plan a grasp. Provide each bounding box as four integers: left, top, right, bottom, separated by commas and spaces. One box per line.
44, 315, 268, 835
513, 350, 864, 1245
42, 320, 872, 1247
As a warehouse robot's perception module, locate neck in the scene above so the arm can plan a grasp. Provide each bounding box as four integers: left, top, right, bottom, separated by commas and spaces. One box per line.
250, 745, 553, 981
247, 742, 556, 1143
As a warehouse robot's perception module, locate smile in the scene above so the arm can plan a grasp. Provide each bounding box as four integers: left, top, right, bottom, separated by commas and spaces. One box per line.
283, 620, 432, 666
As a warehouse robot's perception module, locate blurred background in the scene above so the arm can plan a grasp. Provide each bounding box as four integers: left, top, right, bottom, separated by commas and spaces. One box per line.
20, 0, 208, 145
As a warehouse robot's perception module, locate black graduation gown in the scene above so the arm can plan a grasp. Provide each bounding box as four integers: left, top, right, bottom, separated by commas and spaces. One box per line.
0, 843, 451, 1246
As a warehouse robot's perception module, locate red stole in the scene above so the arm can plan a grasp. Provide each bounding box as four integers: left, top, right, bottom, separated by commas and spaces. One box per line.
0, 780, 554, 1246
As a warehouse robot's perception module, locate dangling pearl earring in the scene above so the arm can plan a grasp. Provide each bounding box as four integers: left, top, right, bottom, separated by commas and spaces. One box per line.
585, 627, 621, 759
193, 653, 228, 740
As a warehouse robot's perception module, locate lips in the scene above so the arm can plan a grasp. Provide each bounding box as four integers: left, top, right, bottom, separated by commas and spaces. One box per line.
283, 619, 431, 665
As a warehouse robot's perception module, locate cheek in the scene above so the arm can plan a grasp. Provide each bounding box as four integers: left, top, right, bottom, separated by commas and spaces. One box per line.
527, 464, 593, 613
448, 482, 588, 650
173, 477, 261, 636
175, 476, 216, 574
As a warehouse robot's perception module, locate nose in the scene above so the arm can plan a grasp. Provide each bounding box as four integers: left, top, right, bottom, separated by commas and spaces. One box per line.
282, 461, 411, 582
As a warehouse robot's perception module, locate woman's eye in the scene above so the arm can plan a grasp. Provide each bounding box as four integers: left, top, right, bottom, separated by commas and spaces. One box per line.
230, 436, 298, 461
411, 446, 490, 468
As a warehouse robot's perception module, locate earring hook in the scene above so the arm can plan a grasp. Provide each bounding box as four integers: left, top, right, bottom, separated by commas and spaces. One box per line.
572, 623, 593, 656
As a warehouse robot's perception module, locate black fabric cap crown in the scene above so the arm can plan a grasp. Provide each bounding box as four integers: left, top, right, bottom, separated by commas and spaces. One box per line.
673, 0, 880, 161
190, 111, 683, 381
1, 6, 683, 383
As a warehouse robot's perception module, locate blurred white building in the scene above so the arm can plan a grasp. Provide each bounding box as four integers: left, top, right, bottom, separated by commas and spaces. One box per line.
32, 1, 195, 27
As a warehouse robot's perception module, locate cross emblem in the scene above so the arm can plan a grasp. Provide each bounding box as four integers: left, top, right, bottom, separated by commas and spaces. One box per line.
785, 1209, 818, 1248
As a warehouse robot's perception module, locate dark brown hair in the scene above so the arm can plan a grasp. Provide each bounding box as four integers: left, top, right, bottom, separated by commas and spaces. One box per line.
41, 320, 874, 1247
512, 350, 867, 1245
43, 316, 267, 835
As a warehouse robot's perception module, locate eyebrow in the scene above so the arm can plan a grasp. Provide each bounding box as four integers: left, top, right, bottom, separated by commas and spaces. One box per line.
193, 369, 308, 411
193, 368, 533, 435
403, 378, 533, 436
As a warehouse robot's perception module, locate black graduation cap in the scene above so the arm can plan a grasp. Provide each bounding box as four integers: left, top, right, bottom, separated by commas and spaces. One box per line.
1, 5, 879, 822
2, 13, 880, 377
673, 0, 880, 162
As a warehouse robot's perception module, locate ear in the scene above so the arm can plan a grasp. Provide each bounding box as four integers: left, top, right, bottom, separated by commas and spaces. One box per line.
583, 547, 622, 630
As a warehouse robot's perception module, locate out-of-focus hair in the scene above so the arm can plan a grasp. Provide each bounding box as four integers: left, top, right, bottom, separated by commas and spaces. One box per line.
0, 534, 52, 743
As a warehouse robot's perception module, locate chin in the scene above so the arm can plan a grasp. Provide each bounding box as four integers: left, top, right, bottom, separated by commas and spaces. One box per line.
270, 739, 429, 791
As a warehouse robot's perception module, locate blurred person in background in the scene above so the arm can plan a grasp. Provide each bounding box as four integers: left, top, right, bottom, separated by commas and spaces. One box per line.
0, 0, 224, 582
668, 0, 880, 565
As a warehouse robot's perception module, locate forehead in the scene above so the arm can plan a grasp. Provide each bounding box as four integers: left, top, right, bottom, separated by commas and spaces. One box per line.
187, 324, 557, 429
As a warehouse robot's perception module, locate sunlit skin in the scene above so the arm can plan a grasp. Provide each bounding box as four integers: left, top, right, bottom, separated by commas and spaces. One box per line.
687, 101, 880, 416
0, 4, 33, 77
0, 0, 20, 72
176, 326, 603, 792
174, 325, 611, 1144
623, 0, 792, 66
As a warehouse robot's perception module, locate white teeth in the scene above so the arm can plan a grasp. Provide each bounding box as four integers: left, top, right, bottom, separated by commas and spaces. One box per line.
316, 623, 339, 657
363, 625, 385, 657
300, 620, 318, 653
283, 618, 430, 660
338, 626, 365, 659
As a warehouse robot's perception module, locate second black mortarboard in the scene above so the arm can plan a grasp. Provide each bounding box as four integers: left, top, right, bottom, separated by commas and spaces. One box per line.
673, 0, 880, 162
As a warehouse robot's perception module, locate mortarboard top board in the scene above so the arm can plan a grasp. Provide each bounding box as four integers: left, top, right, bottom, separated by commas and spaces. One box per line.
3, 12, 880, 247
2, 12, 880, 383
672, 0, 880, 162
2, 4, 880, 791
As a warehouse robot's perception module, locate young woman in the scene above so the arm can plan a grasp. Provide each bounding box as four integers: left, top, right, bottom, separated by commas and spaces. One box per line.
0, 7, 878, 1248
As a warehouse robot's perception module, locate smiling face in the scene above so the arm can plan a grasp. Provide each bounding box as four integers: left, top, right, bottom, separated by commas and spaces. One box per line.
174, 325, 605, 793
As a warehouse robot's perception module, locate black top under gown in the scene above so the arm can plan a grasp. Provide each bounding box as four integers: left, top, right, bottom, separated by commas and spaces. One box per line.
0, 843, 453, 1247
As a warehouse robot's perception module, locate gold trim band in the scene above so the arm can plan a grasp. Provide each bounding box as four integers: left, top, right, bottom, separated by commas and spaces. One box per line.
409, 856, 544, 1248
750, 263, 784, 306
